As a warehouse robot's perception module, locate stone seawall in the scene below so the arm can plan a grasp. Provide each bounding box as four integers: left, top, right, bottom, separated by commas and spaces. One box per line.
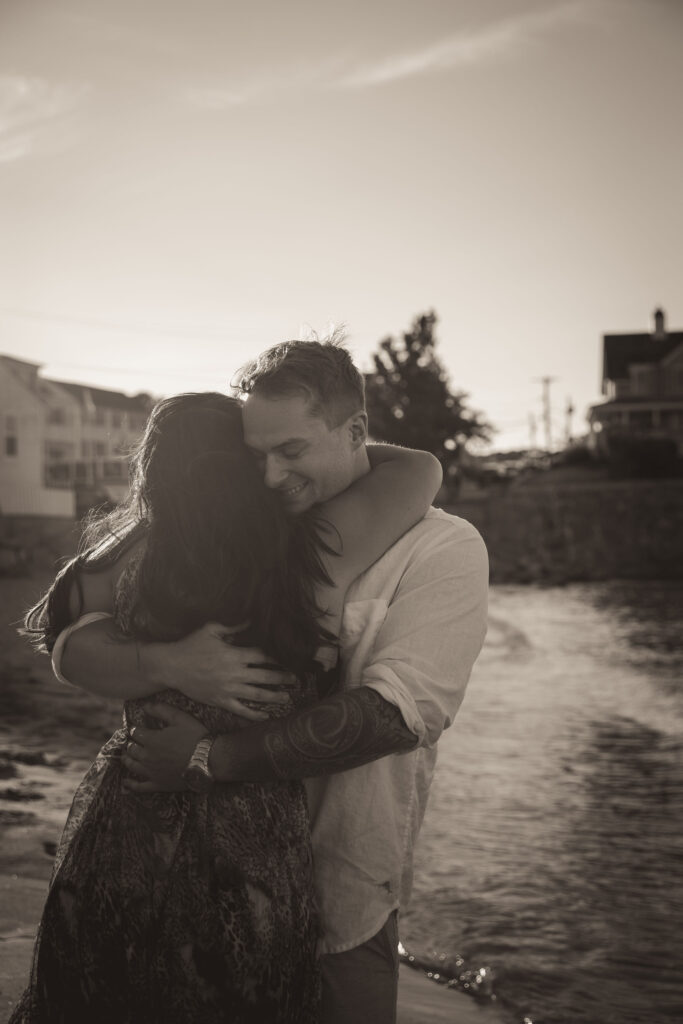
0, 516, 79, 575
3, 480, 682, 585
445, 479, 683, 583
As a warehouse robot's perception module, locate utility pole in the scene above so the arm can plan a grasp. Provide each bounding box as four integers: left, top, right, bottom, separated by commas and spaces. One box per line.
565, 397, 575, 445
535, 376, 556, 451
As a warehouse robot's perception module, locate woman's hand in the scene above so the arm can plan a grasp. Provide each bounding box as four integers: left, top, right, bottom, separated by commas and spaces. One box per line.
146, 623, 300, 720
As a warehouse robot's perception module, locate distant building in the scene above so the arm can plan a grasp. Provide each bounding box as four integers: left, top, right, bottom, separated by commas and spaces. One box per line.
587, 308, 683, 455
0, 354, 153, 517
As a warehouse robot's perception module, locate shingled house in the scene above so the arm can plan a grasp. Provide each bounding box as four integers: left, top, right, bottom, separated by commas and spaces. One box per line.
588, 309, 683, 455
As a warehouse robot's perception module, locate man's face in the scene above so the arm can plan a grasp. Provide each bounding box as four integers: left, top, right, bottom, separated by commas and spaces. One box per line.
242, 392, 364, 514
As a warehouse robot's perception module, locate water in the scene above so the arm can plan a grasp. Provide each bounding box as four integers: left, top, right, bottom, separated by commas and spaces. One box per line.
401, 582, 683, 1024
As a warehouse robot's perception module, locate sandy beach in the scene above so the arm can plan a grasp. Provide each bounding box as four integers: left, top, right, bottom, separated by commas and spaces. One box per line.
0, 573, 502, 1023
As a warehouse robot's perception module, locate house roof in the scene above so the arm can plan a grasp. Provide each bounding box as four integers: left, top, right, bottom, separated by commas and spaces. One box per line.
47, 380, 153, 411
0, 353, 42, 370
603, 333, 683, 381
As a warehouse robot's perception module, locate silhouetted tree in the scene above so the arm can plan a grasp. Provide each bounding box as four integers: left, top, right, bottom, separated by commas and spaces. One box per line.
365, 313, 492, 478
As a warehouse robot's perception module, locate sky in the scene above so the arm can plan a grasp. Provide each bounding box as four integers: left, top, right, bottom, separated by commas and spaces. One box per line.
1, 0, 682, 450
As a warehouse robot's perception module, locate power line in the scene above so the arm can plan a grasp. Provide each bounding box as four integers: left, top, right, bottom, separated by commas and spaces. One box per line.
41, 359, 227, 381
0, 305, 249, 341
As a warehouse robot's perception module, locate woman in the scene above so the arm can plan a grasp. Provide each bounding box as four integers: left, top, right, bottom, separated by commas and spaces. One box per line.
12, 392, 442, 1024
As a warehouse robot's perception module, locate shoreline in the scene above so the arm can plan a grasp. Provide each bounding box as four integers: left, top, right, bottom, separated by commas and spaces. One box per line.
0, 869, 501, 1022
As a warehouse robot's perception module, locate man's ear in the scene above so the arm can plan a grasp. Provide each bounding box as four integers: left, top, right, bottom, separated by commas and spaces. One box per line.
348, 411, 368, 449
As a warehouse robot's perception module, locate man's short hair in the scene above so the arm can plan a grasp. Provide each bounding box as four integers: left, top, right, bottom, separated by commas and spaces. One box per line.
232, 331, 366, 427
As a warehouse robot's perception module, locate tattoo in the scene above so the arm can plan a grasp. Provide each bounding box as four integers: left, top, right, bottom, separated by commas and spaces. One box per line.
263, 687, 419, 779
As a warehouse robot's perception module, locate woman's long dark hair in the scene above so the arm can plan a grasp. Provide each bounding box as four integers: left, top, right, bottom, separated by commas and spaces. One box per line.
24, 392, 335, 676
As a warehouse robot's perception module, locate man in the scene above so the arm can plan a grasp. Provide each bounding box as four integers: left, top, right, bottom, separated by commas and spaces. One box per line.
55, 338, 488, 1023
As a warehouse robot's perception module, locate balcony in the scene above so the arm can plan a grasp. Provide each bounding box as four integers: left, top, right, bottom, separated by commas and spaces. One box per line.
44, 458, 130, 490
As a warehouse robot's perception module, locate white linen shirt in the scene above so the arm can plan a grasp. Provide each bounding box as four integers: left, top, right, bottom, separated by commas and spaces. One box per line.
51, 508, 488, 956
306, 508, 488, 954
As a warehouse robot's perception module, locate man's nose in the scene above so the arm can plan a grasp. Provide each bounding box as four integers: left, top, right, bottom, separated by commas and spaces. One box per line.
263, 455, 289, 489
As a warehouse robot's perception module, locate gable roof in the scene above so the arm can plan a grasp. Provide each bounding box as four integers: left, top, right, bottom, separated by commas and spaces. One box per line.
47, 380, 153, 412
602, 332, 683, 381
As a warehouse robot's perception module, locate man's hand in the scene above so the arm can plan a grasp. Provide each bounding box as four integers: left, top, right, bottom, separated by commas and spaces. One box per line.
149, 623, 299, 718
121, 704, 209, 793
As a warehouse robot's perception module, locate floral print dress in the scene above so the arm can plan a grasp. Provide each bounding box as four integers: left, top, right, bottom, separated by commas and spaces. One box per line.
10, 561, 322, 1024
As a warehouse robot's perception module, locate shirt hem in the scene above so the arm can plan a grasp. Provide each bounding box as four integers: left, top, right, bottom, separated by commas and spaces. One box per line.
317, 901, 400, 957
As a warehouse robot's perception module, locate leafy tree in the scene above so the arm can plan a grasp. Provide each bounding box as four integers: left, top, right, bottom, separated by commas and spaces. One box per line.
365, 313, 492, 479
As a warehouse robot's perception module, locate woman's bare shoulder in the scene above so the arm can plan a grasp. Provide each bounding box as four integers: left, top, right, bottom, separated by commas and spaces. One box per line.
76, 534, 147, 616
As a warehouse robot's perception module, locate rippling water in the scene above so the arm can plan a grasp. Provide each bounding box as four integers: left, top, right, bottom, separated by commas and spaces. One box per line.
401, 582, 683, 1024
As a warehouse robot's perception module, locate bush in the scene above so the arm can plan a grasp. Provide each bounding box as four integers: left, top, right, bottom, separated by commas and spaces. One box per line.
604, 433, 681, 478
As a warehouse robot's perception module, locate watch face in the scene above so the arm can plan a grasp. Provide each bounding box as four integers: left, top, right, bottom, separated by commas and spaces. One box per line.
182, 765, 213, 794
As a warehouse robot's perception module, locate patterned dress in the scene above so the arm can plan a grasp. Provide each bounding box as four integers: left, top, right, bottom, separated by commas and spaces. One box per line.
11, 566, 323, 1023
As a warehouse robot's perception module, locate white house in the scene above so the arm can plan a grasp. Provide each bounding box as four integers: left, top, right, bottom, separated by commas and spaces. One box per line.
0, 354, 154, 517
0, 356, 75, 516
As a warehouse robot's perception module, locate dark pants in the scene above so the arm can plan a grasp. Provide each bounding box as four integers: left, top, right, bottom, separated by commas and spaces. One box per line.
320, 911, 399, 1024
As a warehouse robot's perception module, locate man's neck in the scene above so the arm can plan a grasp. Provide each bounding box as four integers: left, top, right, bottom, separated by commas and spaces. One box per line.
349, 444, 371, 485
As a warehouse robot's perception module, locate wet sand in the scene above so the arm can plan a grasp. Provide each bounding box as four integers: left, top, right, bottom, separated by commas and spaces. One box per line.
0, 573, 501, 1023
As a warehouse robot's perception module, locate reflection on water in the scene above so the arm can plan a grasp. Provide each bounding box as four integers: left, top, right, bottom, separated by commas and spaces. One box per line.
402, 582, 683, 1024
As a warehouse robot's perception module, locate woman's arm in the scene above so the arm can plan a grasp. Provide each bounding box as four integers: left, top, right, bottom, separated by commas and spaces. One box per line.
318, 444, 442, 589
57, 544, 294, 714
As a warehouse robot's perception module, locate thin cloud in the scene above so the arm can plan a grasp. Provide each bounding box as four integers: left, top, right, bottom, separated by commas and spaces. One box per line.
0, 76, 88, 163
337, 1, 592, 88
181, 53, 351, 110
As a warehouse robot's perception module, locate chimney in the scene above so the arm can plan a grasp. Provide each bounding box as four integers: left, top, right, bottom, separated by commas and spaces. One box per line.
653, 308, 666, 339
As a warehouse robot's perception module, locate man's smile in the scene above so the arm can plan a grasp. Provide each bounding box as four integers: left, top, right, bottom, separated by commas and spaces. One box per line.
281, 480, 308, 498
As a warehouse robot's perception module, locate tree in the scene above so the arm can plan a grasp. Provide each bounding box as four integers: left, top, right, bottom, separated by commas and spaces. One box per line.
364, 312, 492, 480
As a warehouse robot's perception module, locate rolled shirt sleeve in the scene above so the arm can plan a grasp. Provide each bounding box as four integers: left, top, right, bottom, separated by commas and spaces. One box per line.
358, 516, 488, 747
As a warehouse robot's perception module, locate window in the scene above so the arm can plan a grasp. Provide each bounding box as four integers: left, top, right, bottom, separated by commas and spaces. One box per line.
95, 442, 107, 456
45, 463, 73, 488
103, 460, 126, 480
5, 415, 17, 456
82, 408, 106, 427
111, 412, 123, 428
631, 366, 655, 396
81, 440, 91, 457
46, 443, 70, 461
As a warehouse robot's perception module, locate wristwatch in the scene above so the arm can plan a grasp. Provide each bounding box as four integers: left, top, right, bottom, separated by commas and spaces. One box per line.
181, 736, 216, 794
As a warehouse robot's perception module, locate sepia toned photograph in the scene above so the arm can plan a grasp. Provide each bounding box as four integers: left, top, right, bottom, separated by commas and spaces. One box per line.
1, 2, 681, 1022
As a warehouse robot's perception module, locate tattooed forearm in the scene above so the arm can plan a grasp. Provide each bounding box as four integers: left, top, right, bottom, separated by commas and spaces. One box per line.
263, 688, 418, 778
211, 687, 419, 783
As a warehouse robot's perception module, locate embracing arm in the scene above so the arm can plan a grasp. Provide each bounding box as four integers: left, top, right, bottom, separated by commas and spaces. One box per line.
211, 686, 417, 780
319, 444, 442, 588
125, 685, 418, 789
54, 554, 156, 698
57, 557, 293, 717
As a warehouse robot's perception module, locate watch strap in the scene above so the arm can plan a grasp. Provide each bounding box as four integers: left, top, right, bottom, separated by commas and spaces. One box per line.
186, 736, 215, 778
